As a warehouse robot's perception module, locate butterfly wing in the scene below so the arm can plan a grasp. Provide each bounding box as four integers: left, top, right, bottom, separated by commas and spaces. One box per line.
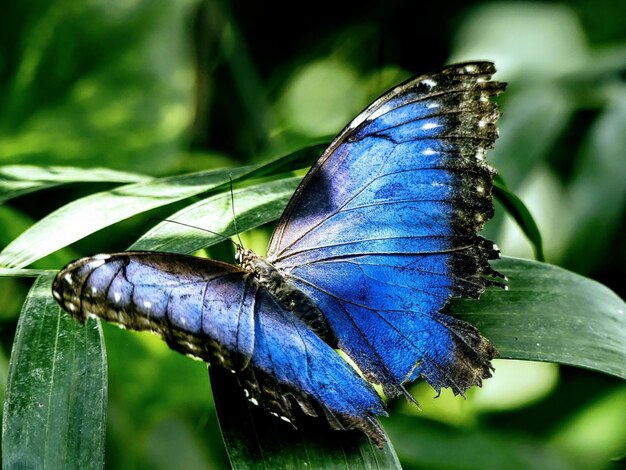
267, 62, 505, 398
52, 252, 386, 443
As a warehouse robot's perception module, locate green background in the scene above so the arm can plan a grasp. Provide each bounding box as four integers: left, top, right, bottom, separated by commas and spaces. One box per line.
1, 1, 624, 468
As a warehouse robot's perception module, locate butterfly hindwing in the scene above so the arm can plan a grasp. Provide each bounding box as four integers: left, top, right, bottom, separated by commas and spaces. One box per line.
52, 252, 386, 443
268, 62, 505, 398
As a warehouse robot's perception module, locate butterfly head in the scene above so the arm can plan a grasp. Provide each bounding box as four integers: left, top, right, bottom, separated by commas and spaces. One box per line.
235, 246, 262, 273
234, 245, 249, 265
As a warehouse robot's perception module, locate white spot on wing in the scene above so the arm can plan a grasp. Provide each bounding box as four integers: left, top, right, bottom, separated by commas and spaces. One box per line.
143, 300, 152, 309
422, 148, 437, 156
478, 119, 487, 129
114, 292, 121, 303
421, 78, 437, 89
421, 122, 440, 130
249, 397, 259, 406
464, 64, 478, 73
366, 106, 389, 121
91, 286, 98, 295
67, 303, 77, 312
477, 185, 484, 193
63, 273, 73, 285
53, 291, 62, 301
426, 102, 440, 109
93, 254, 111, 260
280, 416, 292, 423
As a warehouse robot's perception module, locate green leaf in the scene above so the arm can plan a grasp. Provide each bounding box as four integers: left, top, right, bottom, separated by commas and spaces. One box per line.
130, 174, 402, 466
0, 166, 256, 268
0, 144, 324, 269
130, 176, 302, 253
0, 268, 55, 277
210, 367, 401, 469
2, 274, 107, 469
0, 165, 150, 203
449, 257, 626, 379
493, 178, 545, 261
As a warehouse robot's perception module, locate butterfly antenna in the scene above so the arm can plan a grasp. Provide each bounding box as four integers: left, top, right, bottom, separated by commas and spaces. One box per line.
148, 218, 238, 248
229, 175, 244, 248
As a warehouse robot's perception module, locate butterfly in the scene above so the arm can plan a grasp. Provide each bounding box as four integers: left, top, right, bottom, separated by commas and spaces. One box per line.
52, 61, 506, 447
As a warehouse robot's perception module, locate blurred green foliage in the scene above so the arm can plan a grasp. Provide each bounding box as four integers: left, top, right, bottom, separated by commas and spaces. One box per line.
0, 0, 624, 468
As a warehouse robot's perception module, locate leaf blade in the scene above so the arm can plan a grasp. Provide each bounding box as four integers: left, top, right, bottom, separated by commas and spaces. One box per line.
493, 178, 545, 262
130, 176, 302, 253
0, 165, 150, 203
2, 274, 107, 469
0, 144, 326, 269
210, 367, 401, 470
0, 166, 257, 268
449, 257, 626, 379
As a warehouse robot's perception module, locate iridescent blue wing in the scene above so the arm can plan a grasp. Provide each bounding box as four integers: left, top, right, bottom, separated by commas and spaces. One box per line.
267, 62, 505, 399
52, 252, 386, 443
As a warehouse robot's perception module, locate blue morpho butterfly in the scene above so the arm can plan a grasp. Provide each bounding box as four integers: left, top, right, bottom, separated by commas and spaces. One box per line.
52, 61, 506, 447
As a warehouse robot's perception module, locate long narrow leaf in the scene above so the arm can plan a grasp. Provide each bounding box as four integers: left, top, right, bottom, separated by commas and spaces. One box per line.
0, 268, 55, 277
0, 165, 150, 203
210, 367, 401, 469
130, 176, 301, 253
129, 174, 402, 467
211, 256, 624, 468
0, 166, 256, 268
0, 144, 325, 269
493, 178, 545, 261
2, 274, 107, 468
449, 257, 625, 379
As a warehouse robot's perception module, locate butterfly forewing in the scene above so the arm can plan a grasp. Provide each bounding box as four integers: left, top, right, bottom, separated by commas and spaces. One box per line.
53, 253, 255, 368
267, 62, 505, 398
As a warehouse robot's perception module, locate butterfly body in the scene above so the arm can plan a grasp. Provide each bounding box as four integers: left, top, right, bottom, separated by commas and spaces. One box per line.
52, 61, 506, 446
238, 247, 335, 343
